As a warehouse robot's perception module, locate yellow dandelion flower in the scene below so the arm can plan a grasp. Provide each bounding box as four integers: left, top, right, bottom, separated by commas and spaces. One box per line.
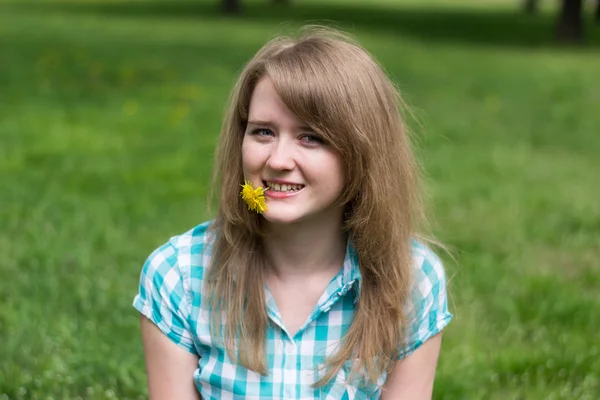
240, 180, 268, 214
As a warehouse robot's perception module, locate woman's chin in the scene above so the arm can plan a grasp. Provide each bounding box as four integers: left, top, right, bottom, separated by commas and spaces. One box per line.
261, 213, 301, 226
260, 207, 306, 226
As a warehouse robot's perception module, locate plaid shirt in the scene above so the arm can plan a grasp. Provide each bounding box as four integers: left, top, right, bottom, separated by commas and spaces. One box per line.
133, 221, 452, 399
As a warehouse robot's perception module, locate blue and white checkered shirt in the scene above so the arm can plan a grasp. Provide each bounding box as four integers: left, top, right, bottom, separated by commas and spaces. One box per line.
133, 221, 452, 399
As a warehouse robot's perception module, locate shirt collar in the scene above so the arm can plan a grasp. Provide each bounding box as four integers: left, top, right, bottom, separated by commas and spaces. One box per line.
340, 239, 362, 301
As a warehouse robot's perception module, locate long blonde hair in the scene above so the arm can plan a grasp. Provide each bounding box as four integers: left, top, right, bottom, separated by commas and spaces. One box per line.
207, 26, 427, 386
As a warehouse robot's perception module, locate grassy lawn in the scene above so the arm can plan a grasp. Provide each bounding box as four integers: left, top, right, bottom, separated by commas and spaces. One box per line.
1, 0, 599, 399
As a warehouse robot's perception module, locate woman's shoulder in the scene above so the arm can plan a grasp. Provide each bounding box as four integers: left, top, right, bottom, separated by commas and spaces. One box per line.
400, 239, 452, 357
133, 221, 215, 351
410, 238, 448, 290
141, 220, 215, 282
163, 219, 215, 257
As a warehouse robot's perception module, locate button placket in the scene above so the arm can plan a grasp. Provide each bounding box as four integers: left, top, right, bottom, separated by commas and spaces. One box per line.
282, 339, 298, 399
286, 341, 296, 354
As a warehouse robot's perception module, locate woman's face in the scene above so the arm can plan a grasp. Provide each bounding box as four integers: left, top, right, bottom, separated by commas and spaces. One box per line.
241, 76, 345, 226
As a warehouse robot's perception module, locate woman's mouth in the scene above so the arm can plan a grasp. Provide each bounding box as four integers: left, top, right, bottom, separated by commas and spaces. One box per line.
263, 181, 305, 193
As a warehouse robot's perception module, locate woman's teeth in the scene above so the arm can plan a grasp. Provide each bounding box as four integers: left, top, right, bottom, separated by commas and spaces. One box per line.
266, 182, 304, 192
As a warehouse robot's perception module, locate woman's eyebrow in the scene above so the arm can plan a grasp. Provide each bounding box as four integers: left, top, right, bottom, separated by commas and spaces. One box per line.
247, 120, 274, 128
247, 120, 313, 131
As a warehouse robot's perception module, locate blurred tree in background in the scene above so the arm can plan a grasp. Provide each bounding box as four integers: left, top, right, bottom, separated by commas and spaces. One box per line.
523, 0, 538, 14
556, 0, 584, 42
221, 0, 596, 43
222, 0, 240, 13
222, 0, 291, 13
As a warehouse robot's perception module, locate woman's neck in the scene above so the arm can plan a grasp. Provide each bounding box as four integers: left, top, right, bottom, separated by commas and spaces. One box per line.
262, 214, 347, 281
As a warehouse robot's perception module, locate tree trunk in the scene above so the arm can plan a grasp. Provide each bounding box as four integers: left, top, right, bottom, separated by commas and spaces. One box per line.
222, 0, 240, 14
595, 0, 600, 23
556, 0, 584, 43
524, 0, 538, 14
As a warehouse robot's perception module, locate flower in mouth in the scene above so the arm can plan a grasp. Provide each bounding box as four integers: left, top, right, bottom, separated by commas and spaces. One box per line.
240, 180, 268, 214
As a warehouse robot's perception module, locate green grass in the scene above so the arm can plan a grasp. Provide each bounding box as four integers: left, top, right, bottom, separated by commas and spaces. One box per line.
1, 0, 599, 399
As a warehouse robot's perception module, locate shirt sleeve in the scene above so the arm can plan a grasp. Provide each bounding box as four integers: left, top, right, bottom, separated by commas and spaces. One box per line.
399, 244, 453, 359
133, 240, 197, 354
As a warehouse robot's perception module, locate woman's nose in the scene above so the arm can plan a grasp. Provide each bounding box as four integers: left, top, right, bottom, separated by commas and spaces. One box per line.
266, 139, 295, 171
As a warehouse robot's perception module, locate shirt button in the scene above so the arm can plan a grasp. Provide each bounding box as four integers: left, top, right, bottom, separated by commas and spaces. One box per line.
286, 342, 295, 354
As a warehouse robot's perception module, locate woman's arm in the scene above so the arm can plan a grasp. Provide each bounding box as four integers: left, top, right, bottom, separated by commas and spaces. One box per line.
380, 333, 443, 400
141, 316, 201, 400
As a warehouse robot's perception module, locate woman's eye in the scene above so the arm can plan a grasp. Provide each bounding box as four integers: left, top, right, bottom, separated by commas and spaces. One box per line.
250, 128, 274, 137
300, 134, 325, 145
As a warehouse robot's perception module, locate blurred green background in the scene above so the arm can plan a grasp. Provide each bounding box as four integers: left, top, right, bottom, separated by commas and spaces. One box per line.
1, 0, 599, 399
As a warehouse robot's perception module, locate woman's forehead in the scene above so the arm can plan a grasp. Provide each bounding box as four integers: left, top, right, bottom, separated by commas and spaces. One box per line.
247, 77, 307, 130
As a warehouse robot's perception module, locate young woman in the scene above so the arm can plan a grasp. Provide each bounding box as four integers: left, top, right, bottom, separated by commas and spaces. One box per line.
134, 27, 452, 400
